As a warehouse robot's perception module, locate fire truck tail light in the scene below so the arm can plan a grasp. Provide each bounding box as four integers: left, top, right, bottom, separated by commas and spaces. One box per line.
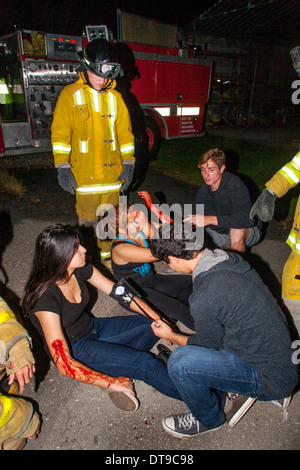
154, 107, 170, 116
153, 107, 200, 117
177, 107, 200, 116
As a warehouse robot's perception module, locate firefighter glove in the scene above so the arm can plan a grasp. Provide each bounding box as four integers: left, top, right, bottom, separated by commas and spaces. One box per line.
250, 188, 277, 222
118, 161, 135, 192
57, 167, 77, 195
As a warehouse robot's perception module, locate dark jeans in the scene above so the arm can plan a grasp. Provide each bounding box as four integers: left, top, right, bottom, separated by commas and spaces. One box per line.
72, 315, 182, 400
143, 274, 195, 330
168, 346, 272, 429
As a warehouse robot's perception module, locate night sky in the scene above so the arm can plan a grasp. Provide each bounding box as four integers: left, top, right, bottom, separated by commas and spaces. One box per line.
1, 0, 214, 37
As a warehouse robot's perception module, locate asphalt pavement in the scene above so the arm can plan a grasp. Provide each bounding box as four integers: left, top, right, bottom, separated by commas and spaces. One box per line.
0, 125, 300, 452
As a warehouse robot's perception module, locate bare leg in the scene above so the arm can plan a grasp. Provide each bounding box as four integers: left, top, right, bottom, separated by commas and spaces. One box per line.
229, 228, 250, 254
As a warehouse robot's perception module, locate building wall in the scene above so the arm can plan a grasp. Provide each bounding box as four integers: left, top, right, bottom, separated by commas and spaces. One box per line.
178, 29, 298, 125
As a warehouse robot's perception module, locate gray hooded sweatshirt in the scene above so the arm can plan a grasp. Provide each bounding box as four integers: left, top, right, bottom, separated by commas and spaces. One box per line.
187, 249, 299, 399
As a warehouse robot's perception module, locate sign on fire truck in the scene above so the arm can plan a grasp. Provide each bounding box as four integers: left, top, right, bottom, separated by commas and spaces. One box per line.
0, 15, 212, 159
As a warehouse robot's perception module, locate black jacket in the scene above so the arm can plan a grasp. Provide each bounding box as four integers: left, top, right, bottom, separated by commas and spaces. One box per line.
195, 171, 254, 234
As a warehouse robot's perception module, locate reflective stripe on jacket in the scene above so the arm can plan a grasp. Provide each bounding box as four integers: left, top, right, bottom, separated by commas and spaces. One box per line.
0, 297, 36, 438
0, 394, 13, 429
51, 73, 135, 193
266, 152, 300, 255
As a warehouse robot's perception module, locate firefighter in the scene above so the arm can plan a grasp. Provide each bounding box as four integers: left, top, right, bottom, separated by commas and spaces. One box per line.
51, 38, 135, 266
0, 296, 40, 450
250, 151, 300, 338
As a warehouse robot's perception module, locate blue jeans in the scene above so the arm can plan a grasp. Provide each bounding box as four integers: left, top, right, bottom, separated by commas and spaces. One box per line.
167, 346, 271, 429
72, 315, 182, 401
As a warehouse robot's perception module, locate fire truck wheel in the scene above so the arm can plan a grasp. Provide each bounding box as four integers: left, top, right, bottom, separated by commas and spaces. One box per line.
144, 115, 161, 161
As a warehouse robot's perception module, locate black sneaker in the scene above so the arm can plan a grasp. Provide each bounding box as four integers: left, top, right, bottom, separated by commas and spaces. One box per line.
225, 393, 257, 427
157, 344, 172, 365
162, 412, 223, 438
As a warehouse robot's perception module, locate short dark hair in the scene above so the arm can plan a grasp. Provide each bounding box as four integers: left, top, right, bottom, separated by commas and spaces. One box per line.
198, 148, 226, 169
150, 224, 203, 264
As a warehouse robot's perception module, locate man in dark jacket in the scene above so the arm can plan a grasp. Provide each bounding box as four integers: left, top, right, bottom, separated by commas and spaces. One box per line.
149, 226, 299, 438
185, 148, 260, 253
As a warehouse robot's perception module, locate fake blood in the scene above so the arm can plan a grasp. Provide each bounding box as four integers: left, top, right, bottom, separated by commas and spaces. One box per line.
51, 339, 110, 387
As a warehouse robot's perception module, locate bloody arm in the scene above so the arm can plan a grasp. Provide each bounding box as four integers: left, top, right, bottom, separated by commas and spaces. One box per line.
51, 339, 111, 387
138, 191, 174, 224
35, 310, 134, 394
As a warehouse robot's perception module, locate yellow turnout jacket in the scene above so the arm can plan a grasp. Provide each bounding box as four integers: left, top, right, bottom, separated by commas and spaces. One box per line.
51, 73, 135, 195
266, 151, 300, 255
0, 297, 37, 444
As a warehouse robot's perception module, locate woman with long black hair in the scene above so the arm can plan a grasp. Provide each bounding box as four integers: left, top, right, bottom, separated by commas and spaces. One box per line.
22, 224, 182, 412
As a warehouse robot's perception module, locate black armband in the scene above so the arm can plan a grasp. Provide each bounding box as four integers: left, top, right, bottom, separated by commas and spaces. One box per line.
109, 278, 141, 310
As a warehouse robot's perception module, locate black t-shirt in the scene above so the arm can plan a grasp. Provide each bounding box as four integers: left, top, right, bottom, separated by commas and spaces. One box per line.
111, 238, 156, 289
195, 171, 254, 234
29, 263, 94, 353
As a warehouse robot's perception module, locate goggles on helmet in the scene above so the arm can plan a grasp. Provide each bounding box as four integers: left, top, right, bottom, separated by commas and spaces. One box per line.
81, 51, 121, 79
93, 61, 120, 78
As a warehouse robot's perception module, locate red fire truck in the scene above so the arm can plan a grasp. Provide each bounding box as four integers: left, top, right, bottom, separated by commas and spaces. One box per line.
0, 22, 212, 159
0, 29, 81, 157
117, 41, 213, 159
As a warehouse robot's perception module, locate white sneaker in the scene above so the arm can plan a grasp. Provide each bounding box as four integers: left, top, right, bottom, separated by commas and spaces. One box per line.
107, 391, 140, 412
271, 395, 292, 422
225, 393, 257, 427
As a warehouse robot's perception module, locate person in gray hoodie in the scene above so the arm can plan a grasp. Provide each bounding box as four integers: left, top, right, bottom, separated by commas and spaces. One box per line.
149, 225, 299, 438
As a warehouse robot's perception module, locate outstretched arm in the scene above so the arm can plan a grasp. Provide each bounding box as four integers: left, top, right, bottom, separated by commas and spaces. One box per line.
34, 309, 134, 394
183, 214, 218, 227
88, 266, 161, 321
